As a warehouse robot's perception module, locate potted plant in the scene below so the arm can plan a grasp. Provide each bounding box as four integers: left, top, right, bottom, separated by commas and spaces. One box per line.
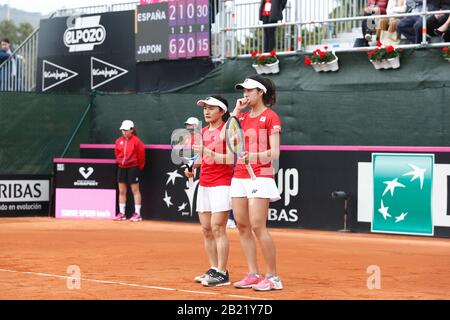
251, 50, 280, 74
304, 46, 339, 72
442, 46, 450, 62
367, 42, 402, 70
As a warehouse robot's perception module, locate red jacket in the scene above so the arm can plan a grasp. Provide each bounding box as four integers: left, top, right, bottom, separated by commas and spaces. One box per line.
115, 134, 146, 170
367, 0, 388, 14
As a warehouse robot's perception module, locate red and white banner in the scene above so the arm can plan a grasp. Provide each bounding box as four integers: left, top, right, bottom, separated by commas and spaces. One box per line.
140, 0, 167, 4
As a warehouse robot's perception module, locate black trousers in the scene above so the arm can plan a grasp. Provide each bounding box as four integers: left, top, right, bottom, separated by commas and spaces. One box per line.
264, 26, 276, 52
362, 12, 377, 36
426, 14, 450, 42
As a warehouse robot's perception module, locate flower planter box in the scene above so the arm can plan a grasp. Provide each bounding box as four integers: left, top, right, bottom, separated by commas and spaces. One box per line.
252, 64, 265, 74
252, 59, 280, 75
311, 56, 339, 72
265, 59, 280, 74
370, 56, 400, 70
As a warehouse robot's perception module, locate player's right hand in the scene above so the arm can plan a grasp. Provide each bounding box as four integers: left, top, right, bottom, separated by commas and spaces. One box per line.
234, 97, 249, 113
184, 168, 194, 178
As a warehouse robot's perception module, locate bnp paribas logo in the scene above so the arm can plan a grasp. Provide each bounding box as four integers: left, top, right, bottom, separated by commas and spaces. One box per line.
372, 153, 434, 236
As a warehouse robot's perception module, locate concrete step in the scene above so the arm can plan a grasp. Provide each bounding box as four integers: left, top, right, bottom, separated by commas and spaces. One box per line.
305, 42, 355, 52
336, 32, 361, 39
321, 37, 357, 44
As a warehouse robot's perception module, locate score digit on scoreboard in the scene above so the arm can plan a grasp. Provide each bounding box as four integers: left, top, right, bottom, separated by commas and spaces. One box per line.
135, 0, 210, 62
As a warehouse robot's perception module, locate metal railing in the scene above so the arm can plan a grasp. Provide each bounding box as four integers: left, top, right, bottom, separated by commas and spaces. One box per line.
223, 5, 450, 58
218, 0, 368, 58
52, 2, 139, 17
0, 28, 39, 92
220, 0, 295, 57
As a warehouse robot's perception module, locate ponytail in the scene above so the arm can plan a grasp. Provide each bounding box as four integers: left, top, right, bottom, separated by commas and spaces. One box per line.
222, 111, 230, 122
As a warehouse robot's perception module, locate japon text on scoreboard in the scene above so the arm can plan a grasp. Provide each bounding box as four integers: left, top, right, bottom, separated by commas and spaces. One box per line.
136, 0, 210, 62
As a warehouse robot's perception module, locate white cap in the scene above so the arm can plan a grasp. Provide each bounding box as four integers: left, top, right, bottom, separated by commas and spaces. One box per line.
235, 78, 267, 93
120, 120, 134, 130
196, 96, 228, 112
184, 117, 199, 126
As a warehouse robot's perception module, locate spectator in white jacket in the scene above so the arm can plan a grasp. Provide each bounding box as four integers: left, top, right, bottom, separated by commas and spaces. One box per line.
376, 0, 406, 45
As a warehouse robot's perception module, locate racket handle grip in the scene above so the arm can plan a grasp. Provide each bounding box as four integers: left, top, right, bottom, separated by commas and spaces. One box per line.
188, 177, 194, 188
245, 163, 257, 180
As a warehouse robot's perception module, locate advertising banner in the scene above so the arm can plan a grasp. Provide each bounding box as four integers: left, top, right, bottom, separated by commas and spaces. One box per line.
80, 144, 450, 237
37, 11, 136, 92
371, 153, 434, 236
53, 159, 117, 219
0, 175, 51, 217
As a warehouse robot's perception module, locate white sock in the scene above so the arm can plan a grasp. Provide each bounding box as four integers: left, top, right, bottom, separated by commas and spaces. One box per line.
135, 205, 141, 215
119, 203, 126, 214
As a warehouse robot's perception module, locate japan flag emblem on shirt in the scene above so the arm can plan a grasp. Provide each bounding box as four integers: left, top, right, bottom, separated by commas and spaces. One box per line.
260, 116, 266, 122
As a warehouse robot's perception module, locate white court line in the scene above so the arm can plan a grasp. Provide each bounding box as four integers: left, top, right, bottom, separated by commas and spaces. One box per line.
0, 268, 270, 301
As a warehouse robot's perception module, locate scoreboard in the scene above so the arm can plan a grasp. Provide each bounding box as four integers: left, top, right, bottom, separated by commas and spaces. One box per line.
136, 0, 210, 62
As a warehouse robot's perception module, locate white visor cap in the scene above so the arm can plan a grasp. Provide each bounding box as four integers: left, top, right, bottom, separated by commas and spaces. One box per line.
196, 96, 228, 112
120, 120, 134, 130
235, 78, 267, 93
184, 117, 200, 126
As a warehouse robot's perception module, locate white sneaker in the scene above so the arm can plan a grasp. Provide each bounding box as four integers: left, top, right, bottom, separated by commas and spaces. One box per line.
226, 219, 236, 229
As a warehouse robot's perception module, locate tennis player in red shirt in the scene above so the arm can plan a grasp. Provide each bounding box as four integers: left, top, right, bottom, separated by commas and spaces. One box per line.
185, 95, 234, 287
230, 75, 283, 291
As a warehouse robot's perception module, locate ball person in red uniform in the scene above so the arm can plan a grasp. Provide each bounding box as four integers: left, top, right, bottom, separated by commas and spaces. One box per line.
114, 120, 146, 222
230, 75, 283, 291
185, 95, 234, 287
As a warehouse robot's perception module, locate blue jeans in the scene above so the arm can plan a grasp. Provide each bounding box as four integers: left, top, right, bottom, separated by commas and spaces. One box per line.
397, 16, 423, 44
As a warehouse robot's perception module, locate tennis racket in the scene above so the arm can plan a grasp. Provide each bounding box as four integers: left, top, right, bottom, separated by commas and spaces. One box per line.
225, 116, 256, 180
170, 128, 201, 187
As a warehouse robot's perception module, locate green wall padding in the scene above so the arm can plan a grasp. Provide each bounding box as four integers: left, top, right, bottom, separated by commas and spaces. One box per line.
93, 48, 450, 146
0, 92, 90, 174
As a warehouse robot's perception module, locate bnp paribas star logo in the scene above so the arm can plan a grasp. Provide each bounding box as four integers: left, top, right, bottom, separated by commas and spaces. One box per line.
372, 153, 434, 236
162, 168, 198, 217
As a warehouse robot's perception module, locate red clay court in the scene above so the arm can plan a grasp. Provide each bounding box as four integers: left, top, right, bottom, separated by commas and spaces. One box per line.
0, 217, 449, 300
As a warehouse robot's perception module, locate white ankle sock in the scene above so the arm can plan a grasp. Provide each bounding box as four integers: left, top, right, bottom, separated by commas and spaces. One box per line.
119, 203, 126, 214
135, 205, 141, 215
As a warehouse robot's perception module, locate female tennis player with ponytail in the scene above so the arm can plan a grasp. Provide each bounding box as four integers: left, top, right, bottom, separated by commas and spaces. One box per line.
228, 75, 283, 291
185, 95, 235, 287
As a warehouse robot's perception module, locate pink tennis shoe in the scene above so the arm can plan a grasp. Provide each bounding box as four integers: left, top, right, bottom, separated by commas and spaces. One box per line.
113, 213, 126, 221
233, 273, 263, 288
252, 276, 283, 291
129, 213, 142, 222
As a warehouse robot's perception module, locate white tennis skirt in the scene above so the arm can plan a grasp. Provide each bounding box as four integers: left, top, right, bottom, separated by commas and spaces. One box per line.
230, 177, 281, 202
196, 185, 232, 213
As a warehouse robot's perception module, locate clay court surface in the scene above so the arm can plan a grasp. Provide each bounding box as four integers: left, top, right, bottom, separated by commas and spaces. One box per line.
0, 217, 449, 300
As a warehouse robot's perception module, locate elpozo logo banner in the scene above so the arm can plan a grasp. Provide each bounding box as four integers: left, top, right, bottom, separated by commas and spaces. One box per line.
63, 15, 106, 52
